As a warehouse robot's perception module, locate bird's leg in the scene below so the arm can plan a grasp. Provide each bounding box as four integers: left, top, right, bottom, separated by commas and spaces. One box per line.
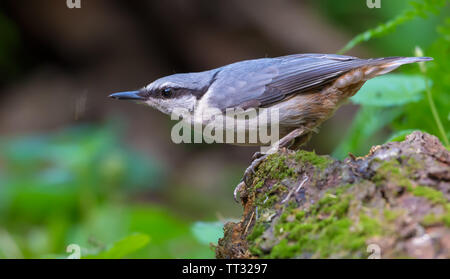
243, 127, 307, 182
251, 151, 264, 161
233, 127, 307, 202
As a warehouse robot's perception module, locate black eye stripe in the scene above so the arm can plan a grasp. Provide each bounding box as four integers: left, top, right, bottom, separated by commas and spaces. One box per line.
142, 86, 209, 100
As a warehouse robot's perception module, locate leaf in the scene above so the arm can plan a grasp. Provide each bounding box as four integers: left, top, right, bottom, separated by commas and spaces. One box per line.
190, 221, 224, 245
351, 74, 428, 107
385, 129, 419, 143
338, 0, 447, 54
332, 106, 403, 159
83, 233, 150, 259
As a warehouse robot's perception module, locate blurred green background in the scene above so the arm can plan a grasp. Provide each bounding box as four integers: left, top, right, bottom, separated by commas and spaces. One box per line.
0, 0, 448, 258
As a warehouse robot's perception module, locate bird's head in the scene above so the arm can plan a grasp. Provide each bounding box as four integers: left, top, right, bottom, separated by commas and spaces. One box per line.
109, 71, 215, 117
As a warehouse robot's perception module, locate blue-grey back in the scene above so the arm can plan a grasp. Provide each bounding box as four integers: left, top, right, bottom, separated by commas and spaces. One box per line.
205, 53, 369, 110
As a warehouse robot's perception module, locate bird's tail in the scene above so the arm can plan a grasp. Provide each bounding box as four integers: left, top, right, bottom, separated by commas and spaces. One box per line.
363, 56, 433, 79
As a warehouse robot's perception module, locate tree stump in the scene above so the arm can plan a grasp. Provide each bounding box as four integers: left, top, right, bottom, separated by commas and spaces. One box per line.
216, 131, 450, 259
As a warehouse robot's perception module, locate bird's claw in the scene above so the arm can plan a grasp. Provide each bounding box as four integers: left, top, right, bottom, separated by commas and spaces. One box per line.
251, 151, 264, 161
233, 153, 268, 203
244, 155, 267, 184
233, 180, 246, 203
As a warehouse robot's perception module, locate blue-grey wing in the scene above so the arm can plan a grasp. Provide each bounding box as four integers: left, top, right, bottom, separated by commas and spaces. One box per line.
207, 53, 368, 110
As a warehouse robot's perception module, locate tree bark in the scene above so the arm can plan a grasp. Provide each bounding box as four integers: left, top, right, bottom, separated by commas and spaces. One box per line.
216, 131, 450, 259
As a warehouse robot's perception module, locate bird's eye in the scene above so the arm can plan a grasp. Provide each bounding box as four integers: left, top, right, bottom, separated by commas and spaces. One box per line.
161, 88, 172, 98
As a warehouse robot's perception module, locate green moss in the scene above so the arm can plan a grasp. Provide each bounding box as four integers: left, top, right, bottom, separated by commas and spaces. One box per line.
421, 208, 450, 228
269, 239, 300, 258
409, 185, 447, 205
421, 213, 442, 226
249, 245, 264, 256
321, 195, 350, 217
383, 209, 403, 222
373, 158, 450, 228
292, 150, 333, 170
372, 159, 413, 188
445, 214, 450, 227
406, 185, 450, 227
405, 183, 450, 228
359, 214, 382, 235
254, 183, 288, 209
259, 153, 296, 180
295, 210, 306, 221
254, 180, 264, 190
263, 186, 382, 258
248, 154, 449, 258
247, 222, 266, 242
270, 213, 381, 258
335, 184, 352, 196
247, 184, 290, 252
405, 156, 423, 170
262, 195, 279, 208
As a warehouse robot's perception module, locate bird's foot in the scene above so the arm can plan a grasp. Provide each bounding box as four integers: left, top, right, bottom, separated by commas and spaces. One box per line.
251, 151, 264, 161
233, 127, 307, 202
243, 154, 268, 185
233, 181, 246, 203
233, 153, 269, 202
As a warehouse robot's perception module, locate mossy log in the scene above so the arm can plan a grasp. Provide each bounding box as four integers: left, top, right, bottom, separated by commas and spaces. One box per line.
216, 131, 450, 259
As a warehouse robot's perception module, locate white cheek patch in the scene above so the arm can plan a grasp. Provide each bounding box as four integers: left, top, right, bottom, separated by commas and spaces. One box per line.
145, 95, 197, 116
145, 99, 168, 114
169, 95, 197, 112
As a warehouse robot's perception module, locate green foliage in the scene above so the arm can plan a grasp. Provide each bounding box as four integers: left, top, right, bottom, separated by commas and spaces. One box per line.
338, 0, 447, 54
333, 0, 450, 158
190, 221, 224, 245
385, 129, 419, 142
84, 233, 150, 259
333, 106, 402, 159
350, 74, 428, 106
0, 125, 215, 259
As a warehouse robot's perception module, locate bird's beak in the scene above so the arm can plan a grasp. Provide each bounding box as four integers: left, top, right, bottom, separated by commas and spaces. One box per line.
108, 91, 145, 100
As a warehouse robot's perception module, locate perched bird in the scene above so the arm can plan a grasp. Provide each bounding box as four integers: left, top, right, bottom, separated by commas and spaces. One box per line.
109, 53, 432, 200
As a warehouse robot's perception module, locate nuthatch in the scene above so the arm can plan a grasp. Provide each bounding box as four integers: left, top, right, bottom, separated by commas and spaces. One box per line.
109, 53, 432, 200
